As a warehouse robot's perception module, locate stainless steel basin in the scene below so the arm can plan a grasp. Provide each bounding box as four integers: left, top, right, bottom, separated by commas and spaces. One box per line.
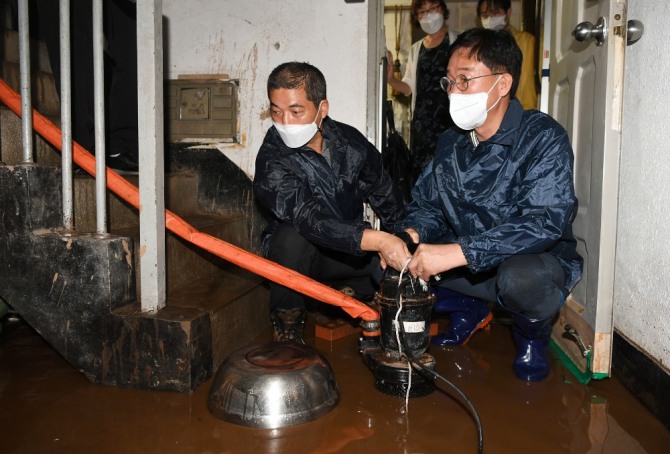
208, 341, 339, 428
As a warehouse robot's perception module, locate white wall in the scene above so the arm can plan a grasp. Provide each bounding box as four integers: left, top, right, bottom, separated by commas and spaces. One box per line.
616, 3, 670, 368
162, 0, 372, 178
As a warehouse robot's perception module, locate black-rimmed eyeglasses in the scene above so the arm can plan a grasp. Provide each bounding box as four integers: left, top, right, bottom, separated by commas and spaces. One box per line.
440, 73, 503, 93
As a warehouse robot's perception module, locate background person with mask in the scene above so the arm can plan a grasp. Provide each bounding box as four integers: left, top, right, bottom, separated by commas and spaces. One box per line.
383, 28, 582, 381
386, 0, 457, 186
254, 62, 408, 344
477, 0, 538, 110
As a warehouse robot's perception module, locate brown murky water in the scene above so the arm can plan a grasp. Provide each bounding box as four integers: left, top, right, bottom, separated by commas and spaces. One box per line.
1, 315, 668, 453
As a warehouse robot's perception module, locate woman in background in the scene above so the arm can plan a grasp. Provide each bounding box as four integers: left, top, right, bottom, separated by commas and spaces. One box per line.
387, 0, 457, 186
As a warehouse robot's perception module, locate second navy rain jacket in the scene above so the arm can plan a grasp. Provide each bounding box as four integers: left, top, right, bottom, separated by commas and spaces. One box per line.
395, 99, 583, 290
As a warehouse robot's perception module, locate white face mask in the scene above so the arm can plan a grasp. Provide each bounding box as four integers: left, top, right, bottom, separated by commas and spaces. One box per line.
448, 76, 502, 130
419, 12, 444, 35
273, 102, 323, 148
481, 15, 507, 30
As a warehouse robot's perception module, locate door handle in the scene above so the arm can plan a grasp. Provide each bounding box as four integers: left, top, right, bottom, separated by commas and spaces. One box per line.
627, 19, 644, 45
573, 17, 607, 46
563, 324, 591, 357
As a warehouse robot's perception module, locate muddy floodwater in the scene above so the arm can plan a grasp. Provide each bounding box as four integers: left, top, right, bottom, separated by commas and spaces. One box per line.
1, 316, 668, 453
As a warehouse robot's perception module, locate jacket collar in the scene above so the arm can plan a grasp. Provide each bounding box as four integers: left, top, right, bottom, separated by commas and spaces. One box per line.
454, 98, 524, 150
485, 98, 524, 146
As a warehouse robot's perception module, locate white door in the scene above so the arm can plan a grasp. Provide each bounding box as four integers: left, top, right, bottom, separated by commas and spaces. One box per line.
548, 0, 626, 380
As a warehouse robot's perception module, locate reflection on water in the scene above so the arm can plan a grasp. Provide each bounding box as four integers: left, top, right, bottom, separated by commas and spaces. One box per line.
0, 319, 668, 453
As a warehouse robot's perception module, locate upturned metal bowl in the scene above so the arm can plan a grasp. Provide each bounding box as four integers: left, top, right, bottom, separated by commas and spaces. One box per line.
207, 341, 339, 428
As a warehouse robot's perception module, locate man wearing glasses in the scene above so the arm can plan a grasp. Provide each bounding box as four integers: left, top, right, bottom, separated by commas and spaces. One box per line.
386, 28, 582, 381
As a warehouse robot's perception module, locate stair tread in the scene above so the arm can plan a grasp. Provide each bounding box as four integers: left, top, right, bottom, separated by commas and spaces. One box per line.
168, 268, 264, 312
114, 267, 265, 318
110, 212, 244, 237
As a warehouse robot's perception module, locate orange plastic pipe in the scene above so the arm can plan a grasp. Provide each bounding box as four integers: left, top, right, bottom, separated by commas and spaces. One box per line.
0, 79, 380, 326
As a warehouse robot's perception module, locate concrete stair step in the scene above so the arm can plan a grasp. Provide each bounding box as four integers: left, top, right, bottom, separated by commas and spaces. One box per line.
112, 212, 249, 295
106, 270, 270, 391
1, 28, 59, 116
0, 106, 62, 166
164, 267, 270, 371
0, 61, 60, 117
105, 302, 213, 391
2, 28, 54, 73
73, 172, 199, 232
105, 264, 269, 390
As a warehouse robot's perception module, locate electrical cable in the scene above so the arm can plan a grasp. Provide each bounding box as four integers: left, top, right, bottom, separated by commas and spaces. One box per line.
397, 300, 484, 454
382, 235, 483, 451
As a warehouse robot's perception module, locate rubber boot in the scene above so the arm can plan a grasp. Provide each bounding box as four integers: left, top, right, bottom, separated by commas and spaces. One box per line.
431, 287, 492, 346
270, 308, 306, 344
510, 312, 554, 381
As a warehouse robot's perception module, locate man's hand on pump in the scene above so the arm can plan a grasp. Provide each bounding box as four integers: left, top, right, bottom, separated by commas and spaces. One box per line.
408, 243, 468, 282
361, 230, 411, 272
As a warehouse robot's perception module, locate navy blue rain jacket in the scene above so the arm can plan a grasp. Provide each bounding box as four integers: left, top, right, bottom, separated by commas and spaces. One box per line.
395, 99, 583, 290
254, 117, 405, 256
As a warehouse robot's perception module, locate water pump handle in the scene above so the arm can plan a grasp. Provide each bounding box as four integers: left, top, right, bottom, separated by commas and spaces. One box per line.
395, 231, 418, 254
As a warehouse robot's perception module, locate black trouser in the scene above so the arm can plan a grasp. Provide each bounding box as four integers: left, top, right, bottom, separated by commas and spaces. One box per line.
266, 223, 381, 312
435, 253, 567, 320
35, 0, 138, 158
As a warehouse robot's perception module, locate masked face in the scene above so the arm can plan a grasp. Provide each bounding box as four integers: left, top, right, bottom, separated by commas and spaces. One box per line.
481, 14, 507, 30
448, 76, 503, 130
419, 12, 444, 35
273, 101, 323, 148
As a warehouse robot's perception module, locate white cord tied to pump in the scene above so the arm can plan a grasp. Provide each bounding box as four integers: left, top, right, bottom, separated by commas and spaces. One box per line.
392, 258, 485, 453
395, 256, 419, 411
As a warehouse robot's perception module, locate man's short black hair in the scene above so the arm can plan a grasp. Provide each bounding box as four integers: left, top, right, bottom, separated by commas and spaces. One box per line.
411, 0, 450, 23
448, 27, 522, 98
477, 0, 512, 15
267, 62, 327, 105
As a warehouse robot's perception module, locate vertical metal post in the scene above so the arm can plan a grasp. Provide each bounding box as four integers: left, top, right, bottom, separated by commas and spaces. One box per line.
365, 0, 384, 229
17, 0, 33, 164
137, 0, 166, 313
60, 0, 74, 230
366, 0, 384, 149
93, 0, 107, 234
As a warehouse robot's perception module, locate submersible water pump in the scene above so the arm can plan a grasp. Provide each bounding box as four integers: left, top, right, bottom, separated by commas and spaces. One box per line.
359, 267, 436, 397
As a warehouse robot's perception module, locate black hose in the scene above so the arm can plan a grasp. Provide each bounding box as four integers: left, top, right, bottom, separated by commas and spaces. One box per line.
398, 318, 484, 454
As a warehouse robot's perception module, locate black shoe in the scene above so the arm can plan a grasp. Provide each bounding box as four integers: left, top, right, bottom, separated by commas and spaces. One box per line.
271, 308, 305, 343
107, 153, 139, 175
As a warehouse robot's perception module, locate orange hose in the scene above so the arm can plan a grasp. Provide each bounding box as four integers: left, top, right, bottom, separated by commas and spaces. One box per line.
0, 79, 380, 325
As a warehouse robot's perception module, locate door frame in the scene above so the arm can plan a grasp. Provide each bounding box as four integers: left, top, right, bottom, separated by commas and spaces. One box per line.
546, 0, 627, 382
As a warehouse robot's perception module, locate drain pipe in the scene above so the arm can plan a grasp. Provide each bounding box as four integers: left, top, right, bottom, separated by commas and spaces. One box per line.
0, 80, 380, 330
